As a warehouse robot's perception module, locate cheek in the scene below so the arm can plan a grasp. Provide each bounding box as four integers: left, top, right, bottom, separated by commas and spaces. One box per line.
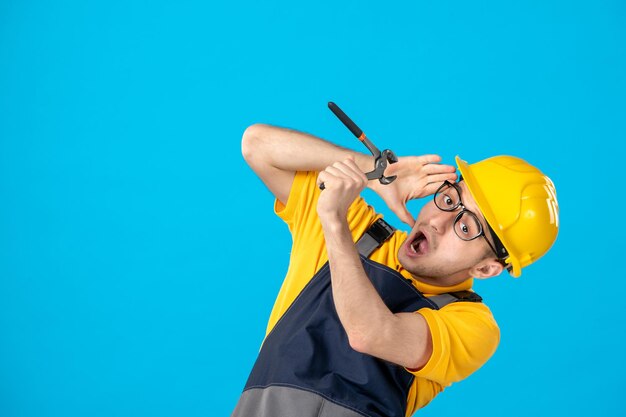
437, 236, 483, 266
435, 233, 460, 258
416, 201, 438, 222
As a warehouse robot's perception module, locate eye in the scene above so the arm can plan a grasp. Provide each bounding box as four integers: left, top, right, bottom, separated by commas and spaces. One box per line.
443, 194, 454, 207
459, 222, 469, 235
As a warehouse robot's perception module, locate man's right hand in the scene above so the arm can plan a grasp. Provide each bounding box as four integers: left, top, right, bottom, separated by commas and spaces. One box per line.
368, 155, 457, 227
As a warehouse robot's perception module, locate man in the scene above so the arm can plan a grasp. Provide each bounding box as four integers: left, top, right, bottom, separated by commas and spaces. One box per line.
232, 123, 559, 417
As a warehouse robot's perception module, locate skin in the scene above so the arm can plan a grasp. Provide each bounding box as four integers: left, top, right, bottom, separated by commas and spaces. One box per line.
242, 124, 503, 370
396, 180, 504, 287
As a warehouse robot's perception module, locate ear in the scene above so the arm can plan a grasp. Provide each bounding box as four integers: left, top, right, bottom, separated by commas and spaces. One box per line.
469, 259, 504, 280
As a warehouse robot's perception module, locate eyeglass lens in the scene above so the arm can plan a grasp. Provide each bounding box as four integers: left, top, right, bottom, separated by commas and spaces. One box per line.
435, 182, 483, 241
434, 182, 460, 211
454, 211, 482, 241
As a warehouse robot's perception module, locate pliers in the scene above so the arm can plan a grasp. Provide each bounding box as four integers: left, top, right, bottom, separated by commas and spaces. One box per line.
320, 102, 398, 190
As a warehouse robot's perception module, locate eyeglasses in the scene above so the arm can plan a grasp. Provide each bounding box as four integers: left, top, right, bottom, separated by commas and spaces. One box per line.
433, 181, 501, 259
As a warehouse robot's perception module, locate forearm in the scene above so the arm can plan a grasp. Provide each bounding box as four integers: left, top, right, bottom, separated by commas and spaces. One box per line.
242, 124, 376, 181
320, 215, 395, 351
242, 123, 387, 205
315, 159, 432, 368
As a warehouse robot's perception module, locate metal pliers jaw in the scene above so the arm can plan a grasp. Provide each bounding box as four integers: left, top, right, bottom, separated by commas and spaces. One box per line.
356, 129, 398, 185
366, 149, 398, 184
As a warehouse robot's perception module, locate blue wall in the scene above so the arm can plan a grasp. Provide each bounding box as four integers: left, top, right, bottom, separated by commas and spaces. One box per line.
1, 1, 624, 416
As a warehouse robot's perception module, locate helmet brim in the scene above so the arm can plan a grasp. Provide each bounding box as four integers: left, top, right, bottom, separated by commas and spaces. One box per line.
455, 156, 522, 277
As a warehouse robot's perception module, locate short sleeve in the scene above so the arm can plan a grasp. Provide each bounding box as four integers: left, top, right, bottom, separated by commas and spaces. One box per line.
273, 171, 318, 235
273, 171, 327, 267
272, 171, 381, 252
409, 302, 500, 386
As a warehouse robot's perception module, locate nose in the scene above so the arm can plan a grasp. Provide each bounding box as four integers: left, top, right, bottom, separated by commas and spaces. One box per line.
426, 203, 457, 235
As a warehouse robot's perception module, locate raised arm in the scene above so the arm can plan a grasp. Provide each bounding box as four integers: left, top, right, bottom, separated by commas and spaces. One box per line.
241, 124, 376, 206
241, 123, 457, 226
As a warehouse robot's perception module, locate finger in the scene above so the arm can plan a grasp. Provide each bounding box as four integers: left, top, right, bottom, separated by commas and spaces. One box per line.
333, 160, 367, 184
317, 169, 339, 188
342, 158, 368, 182
316, 171, 327, 188
422, 181, 448, 196
422, 163, 457, 174
415, 154, 442, 165
324, 165, 348, 180
390, 201, 415, 227
324, 165, 365, 191
397, 206, 416, 227
425, 172, 458, 184
331, 161, 354, 175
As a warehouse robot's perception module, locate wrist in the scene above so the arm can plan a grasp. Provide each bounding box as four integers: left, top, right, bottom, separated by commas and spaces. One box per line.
318, 211, 346, 232
354, 153, 376, 177
367, 178, 382, 193
320, 216, 352, 250
318, 211, 349, 232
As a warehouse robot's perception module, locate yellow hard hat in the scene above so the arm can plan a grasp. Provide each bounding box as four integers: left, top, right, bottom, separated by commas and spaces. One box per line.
455, 155, 559, 277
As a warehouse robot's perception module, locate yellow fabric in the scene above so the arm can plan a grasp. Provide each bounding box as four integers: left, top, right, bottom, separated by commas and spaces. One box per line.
267, 171, 500, 415
456, 155, 559, 277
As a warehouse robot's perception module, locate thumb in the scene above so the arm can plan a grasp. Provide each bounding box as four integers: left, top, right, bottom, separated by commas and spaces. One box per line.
392, 202, 415, 227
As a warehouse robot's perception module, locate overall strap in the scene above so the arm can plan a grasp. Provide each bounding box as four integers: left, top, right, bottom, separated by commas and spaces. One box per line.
356, 218, 396, 257
355, 218, 483, 309
426, 291, 483, 308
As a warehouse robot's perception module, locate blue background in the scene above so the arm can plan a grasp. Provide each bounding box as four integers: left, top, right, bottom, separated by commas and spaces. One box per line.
1, 1, 624, 416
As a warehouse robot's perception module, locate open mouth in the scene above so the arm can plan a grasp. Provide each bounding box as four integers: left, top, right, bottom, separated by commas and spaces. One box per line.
407, 231, 429, 256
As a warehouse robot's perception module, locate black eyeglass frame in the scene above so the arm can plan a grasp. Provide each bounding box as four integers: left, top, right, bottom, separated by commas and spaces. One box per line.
433, 180, 503, 260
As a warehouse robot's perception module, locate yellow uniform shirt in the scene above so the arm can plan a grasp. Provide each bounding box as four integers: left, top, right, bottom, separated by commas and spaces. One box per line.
267, 171, 500, 415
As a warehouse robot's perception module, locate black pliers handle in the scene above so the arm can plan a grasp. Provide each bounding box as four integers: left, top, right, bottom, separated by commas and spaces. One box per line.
320, 102, 397, 190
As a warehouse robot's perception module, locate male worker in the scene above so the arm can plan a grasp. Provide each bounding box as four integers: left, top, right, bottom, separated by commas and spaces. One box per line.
232, 123, 559, 417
